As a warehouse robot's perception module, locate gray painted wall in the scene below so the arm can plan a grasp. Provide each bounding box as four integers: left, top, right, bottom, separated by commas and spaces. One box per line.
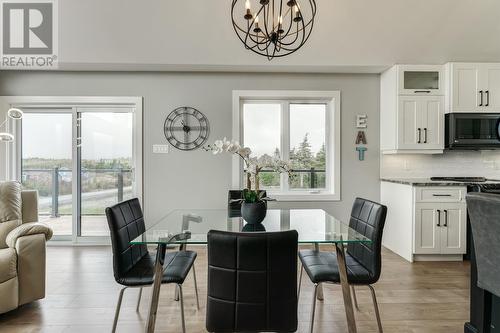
0, 71, 380, 225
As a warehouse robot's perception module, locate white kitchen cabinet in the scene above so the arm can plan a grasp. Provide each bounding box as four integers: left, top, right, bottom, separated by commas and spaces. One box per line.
439, 204, 467, 254
381, 65, 445, 154
447, 62, 500, 112
387, 95, 444, 152
482, 64, 500, 112
414, 203, 467, 255
414, 204, 441, 254
381, 181, 467, 262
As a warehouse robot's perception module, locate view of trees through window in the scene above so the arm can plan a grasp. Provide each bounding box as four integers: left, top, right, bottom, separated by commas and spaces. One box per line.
259, 133, 326, 189
243, 102, 327, 191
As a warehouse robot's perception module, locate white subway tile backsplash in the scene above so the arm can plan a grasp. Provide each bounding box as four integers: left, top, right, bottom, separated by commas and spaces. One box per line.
381, 151, 500, 179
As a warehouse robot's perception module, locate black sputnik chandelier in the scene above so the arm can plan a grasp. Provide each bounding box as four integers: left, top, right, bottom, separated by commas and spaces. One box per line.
231, 0, 317, 60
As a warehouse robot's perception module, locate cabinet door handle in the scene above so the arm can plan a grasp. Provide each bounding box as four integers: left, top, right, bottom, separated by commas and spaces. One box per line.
417, 128, 421, 144
443, 210, 448, 227
437, 210, 441, 227
415, 90, 431, 93
424, 128, 428, 143
479, 90, 484, 106
486, 90, 490, 107
432, 194, 452, 197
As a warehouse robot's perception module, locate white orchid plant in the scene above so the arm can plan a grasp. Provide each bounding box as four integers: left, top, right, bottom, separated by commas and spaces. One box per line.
205, 137, 293, 203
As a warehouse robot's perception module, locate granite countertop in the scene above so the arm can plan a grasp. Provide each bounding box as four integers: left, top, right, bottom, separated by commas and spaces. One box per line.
380, 178, 500, 186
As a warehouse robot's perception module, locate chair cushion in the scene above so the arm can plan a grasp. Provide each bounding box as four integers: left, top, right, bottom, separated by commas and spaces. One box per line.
299, 249, 376, 285
0, 248, 17, 283
117, 250, 197, 287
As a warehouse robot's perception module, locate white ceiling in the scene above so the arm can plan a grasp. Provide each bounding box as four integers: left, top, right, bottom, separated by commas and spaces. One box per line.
56, 0, 500, 73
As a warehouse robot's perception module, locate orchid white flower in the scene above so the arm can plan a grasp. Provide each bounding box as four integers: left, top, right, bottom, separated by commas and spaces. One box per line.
238, 147, 251, 157
227, 141, 241, 153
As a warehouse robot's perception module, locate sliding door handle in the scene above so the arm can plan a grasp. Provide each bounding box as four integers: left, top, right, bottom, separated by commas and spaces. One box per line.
485, 90, 490, 107
479, 90, 484, 106
437, 210, 441, 227
417, 128, 421, 144
443, 210, 448, 227
424, 128, 427, 143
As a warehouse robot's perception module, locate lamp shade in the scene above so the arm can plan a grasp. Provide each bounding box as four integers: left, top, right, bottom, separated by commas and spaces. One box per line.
0, 132, 14, 142
7, 108, 23, 120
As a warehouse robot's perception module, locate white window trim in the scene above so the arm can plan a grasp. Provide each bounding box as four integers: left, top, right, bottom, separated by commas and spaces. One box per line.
232, 90, 341, 201
0, 96, 143, 244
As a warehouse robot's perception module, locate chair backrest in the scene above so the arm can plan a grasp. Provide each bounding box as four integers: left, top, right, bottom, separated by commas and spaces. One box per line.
347, 198, 387, 284
0, 181, 23, 248
466, 192, 500, 297
206, 230, 298, 332
105, 198, 148, 282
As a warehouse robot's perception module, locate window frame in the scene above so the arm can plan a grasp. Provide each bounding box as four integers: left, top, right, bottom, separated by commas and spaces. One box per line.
233, 90, 341, 201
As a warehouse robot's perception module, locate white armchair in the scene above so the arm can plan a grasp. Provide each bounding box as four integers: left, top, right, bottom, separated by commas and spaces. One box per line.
0, 181, 52, 314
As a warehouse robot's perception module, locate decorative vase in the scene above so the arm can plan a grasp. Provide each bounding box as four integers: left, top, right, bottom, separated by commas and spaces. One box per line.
241, 201, 267, 224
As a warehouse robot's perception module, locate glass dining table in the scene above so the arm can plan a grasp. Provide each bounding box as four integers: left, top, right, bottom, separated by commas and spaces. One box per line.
131, 208, 371, 333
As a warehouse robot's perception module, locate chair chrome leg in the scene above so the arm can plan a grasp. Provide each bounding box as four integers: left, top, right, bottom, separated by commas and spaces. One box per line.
136, 287, 143, 312
178, 284, 186, 333
112, 287, 126, 333
351, 285, 360, 311
298, 264, 303, 299
192, 265, 200, 310
368, 285, 383, 333
309, 283, 319, 333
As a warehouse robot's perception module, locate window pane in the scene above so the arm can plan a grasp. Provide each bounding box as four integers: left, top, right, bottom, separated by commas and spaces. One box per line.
289, 104, 326, 189
243, 103, 281, 189
80, 112, 133, 236
21, 112, 73, 236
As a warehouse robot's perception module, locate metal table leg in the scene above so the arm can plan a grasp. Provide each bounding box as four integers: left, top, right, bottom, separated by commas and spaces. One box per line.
314, 243, 324, 301
335, 241, 357, 333
146, 243, 166, 333
174, 243, 186, 301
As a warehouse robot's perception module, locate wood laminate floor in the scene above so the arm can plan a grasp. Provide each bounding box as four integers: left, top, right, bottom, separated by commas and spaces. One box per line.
0, 246, 470, 333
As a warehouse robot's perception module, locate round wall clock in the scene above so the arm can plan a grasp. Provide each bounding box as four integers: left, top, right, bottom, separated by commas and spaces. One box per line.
164, 107, 210, 151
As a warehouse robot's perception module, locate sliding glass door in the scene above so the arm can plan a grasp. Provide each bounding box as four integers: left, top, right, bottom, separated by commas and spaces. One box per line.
19, 105, 139, 242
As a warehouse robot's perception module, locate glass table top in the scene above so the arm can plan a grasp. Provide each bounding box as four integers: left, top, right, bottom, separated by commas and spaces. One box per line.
131, 208, 371, 245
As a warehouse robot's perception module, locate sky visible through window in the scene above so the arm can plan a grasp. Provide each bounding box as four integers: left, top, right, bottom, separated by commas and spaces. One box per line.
22, 112, 132, 159
243, 103, 326, 158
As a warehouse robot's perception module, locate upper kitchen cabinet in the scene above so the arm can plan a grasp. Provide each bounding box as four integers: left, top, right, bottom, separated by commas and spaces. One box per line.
381, 65, 445, 154
446, 63, 500, 113
398, 65, 444, 95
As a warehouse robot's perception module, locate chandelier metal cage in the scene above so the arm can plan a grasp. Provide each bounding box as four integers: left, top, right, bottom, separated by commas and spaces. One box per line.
231, 0, 317, 60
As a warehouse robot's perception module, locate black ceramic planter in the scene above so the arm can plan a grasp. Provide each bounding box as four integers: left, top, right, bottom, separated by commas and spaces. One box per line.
241, 201, 267, 224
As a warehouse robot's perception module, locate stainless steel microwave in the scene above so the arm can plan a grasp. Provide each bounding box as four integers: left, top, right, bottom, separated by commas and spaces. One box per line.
445, 113, 500, 150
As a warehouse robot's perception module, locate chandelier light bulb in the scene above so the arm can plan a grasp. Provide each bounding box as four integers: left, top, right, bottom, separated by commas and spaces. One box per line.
245, 0, 251, 10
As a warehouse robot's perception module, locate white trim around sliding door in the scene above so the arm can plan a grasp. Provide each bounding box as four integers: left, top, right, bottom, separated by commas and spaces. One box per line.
0, 96, 144, 245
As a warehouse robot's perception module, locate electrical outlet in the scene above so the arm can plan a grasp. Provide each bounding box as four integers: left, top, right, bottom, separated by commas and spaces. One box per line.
153, 144, 169, 154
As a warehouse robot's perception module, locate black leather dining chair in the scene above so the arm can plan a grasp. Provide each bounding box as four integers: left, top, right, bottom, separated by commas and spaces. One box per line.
466, 193, 500, 298
298, 198, 387, 333
206, 230, 298, 332
105, 198, 199, 333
